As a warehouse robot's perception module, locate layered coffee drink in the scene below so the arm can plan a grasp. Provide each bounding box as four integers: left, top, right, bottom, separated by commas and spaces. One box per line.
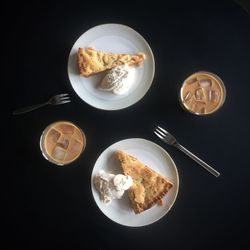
179, 71, 226, 115
40, 121, 86, 165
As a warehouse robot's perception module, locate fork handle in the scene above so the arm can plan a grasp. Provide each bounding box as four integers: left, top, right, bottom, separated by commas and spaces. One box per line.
175, 143, 220, 177
13, 103, 47, 115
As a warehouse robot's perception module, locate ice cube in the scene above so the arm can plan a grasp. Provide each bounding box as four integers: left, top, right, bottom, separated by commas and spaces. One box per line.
70, 139, 82, 154
199, 79, 212, 88
188, 98, 196, 111
195, 88, 205, 101
200, 107, 206, 114
58, 124, 75, 135
47, 128, 61, 143
186, 77, 197, 85
57, 138, 69, 149
208, 90, 220, 102
64, 139, 83, 161
183, 91, 192, 102
193, 101, 206, 114
52, 146, 66, 161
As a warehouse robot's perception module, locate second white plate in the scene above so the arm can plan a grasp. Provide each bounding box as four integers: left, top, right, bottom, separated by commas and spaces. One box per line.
68, 23, 155, 110
91, 138, 179, 227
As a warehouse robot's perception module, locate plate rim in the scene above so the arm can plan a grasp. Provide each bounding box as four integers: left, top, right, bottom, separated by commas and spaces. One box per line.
67, 23, 155, 110
91, 138, 179, 227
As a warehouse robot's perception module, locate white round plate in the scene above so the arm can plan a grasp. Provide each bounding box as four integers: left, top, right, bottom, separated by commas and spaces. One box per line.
91, 138, 179, 227
68, 23, 155, 110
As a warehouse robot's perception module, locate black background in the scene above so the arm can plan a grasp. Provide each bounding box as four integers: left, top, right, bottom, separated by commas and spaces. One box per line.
10, 0, 250, 249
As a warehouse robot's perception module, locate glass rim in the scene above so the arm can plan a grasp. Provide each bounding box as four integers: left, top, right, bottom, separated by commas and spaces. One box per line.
40, 120, 86, 166
179, 71, 226, 115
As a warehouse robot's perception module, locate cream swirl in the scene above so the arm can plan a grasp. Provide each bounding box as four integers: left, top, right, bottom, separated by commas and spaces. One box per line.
100, 64, 136, 95
94, 170, 133, 205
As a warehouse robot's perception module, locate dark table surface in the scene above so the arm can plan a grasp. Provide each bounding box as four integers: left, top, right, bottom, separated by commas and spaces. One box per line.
10, 0, 250, 249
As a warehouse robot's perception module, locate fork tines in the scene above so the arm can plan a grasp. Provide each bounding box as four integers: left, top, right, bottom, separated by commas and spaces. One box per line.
154, 129, 164, 140
58, 93, 69, 97
58, 93, 71, 104
154, 126, 167, 139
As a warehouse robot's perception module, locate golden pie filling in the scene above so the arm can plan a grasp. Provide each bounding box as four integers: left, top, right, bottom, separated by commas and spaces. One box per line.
116, 150, 173, 214
78, 47, 145, 77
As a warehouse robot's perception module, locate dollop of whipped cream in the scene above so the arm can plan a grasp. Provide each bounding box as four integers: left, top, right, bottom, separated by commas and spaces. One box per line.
94, 170, 133, 205
99, 64, 136, 95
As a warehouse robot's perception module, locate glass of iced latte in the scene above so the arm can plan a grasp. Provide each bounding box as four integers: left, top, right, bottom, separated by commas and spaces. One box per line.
40, 121, 86, 165
179, 71, 226, 115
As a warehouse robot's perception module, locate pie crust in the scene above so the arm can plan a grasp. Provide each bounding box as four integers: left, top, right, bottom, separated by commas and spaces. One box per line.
78, 47, 145, 76
116, 150, 173, 214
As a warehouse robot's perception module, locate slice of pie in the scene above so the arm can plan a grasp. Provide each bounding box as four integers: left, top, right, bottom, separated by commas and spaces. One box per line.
78, 47, 146, 77
116, 150, 173, 214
